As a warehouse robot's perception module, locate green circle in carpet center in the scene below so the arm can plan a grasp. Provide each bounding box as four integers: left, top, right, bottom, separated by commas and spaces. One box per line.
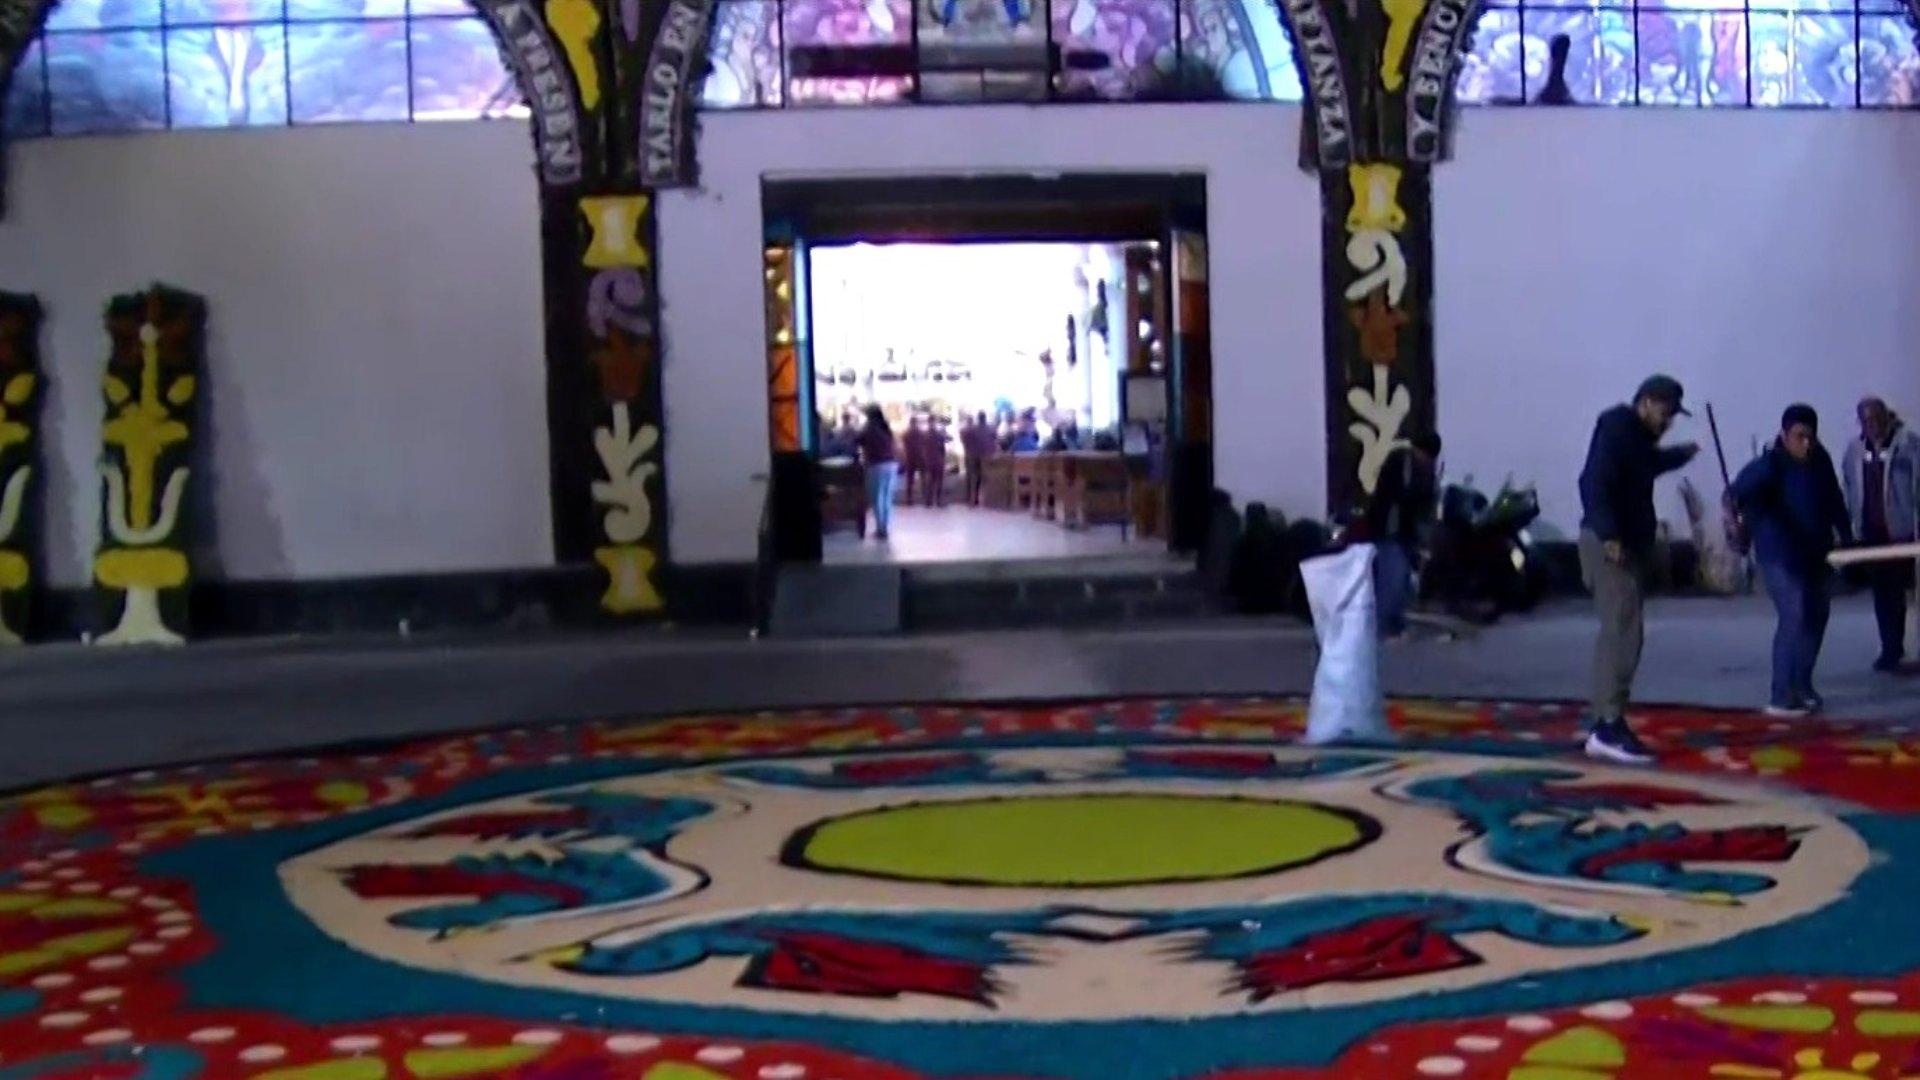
788, 794, 1378, 886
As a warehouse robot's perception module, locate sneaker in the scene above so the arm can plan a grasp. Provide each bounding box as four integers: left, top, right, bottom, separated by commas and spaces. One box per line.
1802, 691, 1825, 714
1763, 703, 1812, 718
1585, 717, 1655, 765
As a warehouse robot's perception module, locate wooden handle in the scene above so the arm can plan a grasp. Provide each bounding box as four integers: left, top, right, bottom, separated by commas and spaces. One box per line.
1828, 542, 1920, 566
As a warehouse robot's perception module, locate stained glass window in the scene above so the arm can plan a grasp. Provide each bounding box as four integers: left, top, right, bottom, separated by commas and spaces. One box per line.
5, 0, 1919, 137
1478, 1, 1919, 106
695, 0, 1302, 105
3, 0, 523, 136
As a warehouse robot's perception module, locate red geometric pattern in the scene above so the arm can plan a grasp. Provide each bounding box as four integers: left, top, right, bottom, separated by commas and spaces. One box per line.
2, 697, 1916, 1079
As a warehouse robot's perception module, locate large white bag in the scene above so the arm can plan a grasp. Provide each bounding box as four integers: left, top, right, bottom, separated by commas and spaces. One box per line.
1301, 544, 1391, 745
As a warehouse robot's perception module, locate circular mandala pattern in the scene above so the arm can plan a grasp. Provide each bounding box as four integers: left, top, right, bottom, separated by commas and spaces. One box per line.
283, 741, 1861, 1022
1, 697, 1916, 1080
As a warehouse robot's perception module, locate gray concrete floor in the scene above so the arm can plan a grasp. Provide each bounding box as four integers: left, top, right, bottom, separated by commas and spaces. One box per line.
2, 594, 1917, 790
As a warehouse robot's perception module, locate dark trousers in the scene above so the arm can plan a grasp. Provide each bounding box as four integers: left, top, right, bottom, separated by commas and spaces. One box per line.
1869, 560, 1915, 663
1759, 559, 1831, 707
1373, 540, 1413, 636
965, 458, 983, 505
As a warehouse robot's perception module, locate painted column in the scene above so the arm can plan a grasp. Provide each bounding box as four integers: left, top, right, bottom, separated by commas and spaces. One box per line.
1320, 162, 1434, 514
475, 0, 691, 618
1287, 0, 1472, 516
92, 285, 204, 646
577, 189, 668, 615
0, 292, 41, 642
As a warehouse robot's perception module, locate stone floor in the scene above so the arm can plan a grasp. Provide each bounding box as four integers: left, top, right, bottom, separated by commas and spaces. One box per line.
823, 504, 1163, 564
3, 594, 1919, 790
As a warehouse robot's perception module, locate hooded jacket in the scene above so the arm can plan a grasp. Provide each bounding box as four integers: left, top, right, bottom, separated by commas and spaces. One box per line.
1841, 420, 1920, 545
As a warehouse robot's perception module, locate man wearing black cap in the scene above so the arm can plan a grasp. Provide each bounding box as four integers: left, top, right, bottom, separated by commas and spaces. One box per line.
1577, 375, 1700, 763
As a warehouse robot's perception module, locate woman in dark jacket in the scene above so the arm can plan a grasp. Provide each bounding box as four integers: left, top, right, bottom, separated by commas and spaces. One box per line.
856, 405, 901, 541
1730, 404, 1854, 715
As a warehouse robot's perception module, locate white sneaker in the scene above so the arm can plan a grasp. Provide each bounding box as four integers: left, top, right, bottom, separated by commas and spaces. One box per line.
1763, 703, 1811, 719
1584, 717, 1655, 765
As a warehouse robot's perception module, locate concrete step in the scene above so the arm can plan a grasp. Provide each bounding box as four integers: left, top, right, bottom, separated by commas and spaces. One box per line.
903, 560, 1220, 631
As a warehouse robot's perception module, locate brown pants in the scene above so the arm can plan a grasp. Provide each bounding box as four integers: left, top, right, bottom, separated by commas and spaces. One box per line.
1580, 528, 1645, 720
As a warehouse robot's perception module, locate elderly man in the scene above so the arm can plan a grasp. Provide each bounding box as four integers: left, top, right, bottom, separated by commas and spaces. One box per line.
1842, 397, 1920, 673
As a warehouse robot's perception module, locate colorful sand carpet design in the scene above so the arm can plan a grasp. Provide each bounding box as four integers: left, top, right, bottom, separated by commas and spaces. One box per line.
3, 698, 1919, 1079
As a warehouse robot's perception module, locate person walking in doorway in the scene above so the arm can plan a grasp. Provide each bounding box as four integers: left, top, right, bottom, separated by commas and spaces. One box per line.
1731, 404, 1853, 715
963, 412, 996, 506
901, 414, 929, 507
1578, 375, 1700, 763
857, 405, 900, 542
1362, 432, 1442, 638
1842, 396, 1920, 673
923, 416, 952, 507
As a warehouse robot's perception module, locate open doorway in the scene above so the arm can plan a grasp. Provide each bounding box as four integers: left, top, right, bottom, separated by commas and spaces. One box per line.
812, 240, 1147, 563
762, 174, 1212, 569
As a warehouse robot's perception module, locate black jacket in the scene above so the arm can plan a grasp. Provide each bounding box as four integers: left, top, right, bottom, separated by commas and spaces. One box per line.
1579, 404, 1692, 553
1364, 448, 1437, 545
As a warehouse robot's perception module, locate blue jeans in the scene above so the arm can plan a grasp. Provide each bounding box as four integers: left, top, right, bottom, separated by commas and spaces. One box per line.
865, 462, 899, 537
1373, 540, 1413, 636
1759, 558, 1831, 707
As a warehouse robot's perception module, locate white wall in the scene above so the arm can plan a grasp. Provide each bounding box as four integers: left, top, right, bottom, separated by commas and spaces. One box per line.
8, 103, 1917, 585
1438, 108, 1920, 540
0, 121, 551, 586
657, 104, 1327, 565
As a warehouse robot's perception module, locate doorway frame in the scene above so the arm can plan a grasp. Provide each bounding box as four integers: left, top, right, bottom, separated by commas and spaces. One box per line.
760, 172, 1212, 566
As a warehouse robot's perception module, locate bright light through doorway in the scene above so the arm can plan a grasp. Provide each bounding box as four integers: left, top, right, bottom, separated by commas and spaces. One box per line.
810, 242, 1126, 434
811, 240, 1169, 567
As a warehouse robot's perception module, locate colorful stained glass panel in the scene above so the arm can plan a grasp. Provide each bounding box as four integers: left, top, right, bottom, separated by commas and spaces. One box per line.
166, 0, 287, 26
287, 0, 405, 21
1749, 11, 1857, 105
1859, 14, 1920, 105
1458, 7, 1524, 103
783, 0, 913, 104
46, 29, 168, 133
287, 17, 409, 121
43, 0, 163, 32
1634, 10, 1744, 104
1177, 0, 1302, 101
411, 15, 523, 119
1522, 7, 1634, 103
1050, 0, 1180, 100
703, 0, 785, 107
166, 25, 290, 126
2, 42, 49, 137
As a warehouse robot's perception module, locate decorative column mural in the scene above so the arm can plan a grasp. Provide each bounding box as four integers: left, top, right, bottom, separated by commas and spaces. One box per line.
0, 292, 41, 643
1283, 0, 1477, 516
473, 0, 698, 617
1322, 161, 1434, 506
92, 285, 204, 646
579, 191, 666, 615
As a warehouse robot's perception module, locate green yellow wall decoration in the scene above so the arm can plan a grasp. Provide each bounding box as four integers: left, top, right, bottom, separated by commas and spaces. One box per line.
92, 284, 204, 646
0, 291, 41, 643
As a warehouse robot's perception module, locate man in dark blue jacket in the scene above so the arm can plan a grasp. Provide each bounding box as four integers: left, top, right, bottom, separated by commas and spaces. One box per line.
1578, 375, 1699, 763
1730, 404, 1853, 716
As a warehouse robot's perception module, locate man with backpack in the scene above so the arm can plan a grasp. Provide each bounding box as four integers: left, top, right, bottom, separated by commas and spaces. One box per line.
1730, 404, 1853, 715
1578, 376, 1700, 763
1842, 397, 1920, 673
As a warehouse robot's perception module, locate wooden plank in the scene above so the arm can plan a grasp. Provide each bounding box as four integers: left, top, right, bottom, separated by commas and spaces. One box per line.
1828, 543, 1920, 567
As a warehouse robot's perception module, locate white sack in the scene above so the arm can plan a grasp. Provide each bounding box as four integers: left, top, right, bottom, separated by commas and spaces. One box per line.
1302, 544, 1390, 745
